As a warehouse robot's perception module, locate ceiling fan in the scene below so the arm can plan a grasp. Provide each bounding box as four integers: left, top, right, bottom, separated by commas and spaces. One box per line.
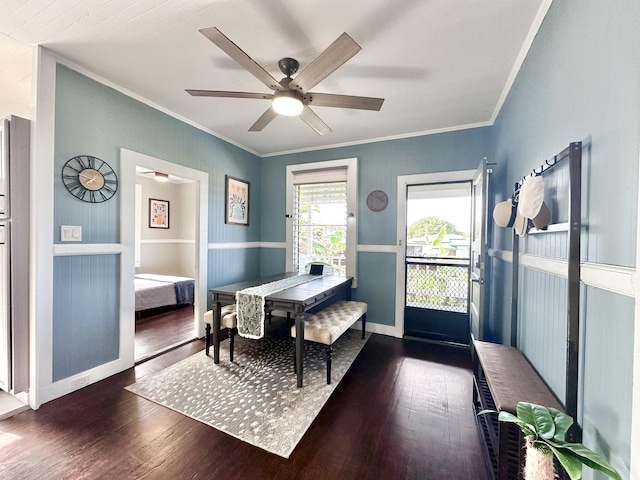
186, 27, 385, 135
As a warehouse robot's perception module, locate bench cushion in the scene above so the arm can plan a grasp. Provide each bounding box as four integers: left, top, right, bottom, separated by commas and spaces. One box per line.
474, 340, 564, 414
290, 300, 367, 345
204, 304, 237, 329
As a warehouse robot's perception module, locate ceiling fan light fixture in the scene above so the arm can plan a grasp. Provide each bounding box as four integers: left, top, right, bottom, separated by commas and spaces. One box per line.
155, 171, 169, 182
272, 90, 303, 116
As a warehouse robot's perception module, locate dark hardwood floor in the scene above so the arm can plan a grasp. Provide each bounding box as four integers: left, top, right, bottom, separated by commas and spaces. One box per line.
135, 305, 196, 363
0, 333, 489, 480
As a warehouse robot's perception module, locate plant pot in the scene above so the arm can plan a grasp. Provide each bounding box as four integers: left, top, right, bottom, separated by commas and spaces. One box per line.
524, 438, 556, 480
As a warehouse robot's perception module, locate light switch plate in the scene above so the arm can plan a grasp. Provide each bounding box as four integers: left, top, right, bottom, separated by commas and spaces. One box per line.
61, 225, 82, 242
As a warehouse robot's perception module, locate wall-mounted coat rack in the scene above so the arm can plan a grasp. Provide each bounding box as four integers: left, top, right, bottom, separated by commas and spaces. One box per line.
511, 141, 583, 442
515, 151, 563, 190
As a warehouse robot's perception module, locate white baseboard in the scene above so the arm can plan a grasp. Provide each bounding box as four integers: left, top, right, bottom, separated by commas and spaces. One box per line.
351, 319, 399, 338
35, 357, 132, 408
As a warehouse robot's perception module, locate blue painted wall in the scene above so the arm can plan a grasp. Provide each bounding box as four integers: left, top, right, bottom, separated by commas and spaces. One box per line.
488, 1, 639, 477
52, 255, 120, 380
53, 65, 262, 379
259, 128, 491, 327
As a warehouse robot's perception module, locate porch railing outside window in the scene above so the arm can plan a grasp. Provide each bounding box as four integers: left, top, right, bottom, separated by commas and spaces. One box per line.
406, 258, 469, 313
293, 181, 347, 275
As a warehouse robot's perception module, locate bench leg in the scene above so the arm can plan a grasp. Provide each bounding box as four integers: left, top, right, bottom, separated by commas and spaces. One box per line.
229, 327, 237, 362
325, 345, 332, 384
361, 313, 366, 339
205, 323, 211, 356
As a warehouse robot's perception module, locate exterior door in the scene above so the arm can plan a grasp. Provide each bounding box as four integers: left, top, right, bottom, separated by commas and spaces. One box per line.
403, 182, 472, 345
469, 159, 488, 341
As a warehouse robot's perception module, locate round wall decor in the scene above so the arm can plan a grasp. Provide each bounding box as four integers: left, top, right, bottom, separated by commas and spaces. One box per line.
366, 190, 388, 212
62, 155, 118, 203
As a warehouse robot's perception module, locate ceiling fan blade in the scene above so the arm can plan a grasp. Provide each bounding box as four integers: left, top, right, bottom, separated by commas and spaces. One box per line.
289, 33, 361, 93
299, 106, 332, 135
199, 27, 282, 91
186, 89, 273, 100
303, 92, 384, 111
249, 107, 278, 132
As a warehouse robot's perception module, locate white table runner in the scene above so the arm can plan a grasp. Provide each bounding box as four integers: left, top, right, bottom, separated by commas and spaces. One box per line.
235, 274, 318, 338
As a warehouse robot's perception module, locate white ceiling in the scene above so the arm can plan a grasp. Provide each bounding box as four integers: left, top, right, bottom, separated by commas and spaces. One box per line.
0, 0, 550, 157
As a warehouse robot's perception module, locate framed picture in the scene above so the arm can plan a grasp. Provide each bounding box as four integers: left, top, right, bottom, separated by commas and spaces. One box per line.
225, 175, 250, 226
149, 198, 170, 229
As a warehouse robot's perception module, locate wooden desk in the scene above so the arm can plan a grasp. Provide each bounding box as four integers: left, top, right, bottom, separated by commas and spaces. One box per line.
209, 273, 353, 387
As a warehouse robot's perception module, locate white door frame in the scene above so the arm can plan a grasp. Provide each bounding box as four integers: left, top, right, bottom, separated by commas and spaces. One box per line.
395, 169, 476, 338
120, 149, 208, 365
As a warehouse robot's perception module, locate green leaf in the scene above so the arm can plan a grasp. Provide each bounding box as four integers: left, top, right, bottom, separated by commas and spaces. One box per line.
547, 407, 573, 441
498, 411, 536, 439
546, 443, 583, 480
517, 402, 556, 440
477, 409, 497, 416
548, 441, 622, 480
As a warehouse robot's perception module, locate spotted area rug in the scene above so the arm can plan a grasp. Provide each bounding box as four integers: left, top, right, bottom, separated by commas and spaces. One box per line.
125, 319, 370, 458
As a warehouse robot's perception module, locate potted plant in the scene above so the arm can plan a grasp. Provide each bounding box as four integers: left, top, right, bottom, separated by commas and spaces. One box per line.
480, 401, 621, 480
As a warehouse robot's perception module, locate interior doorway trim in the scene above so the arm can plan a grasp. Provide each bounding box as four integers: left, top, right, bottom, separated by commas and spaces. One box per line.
395, 169, 476, 338
120, 149, 208, 366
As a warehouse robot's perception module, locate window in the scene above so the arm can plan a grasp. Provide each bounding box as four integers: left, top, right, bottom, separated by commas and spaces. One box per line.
286, 158, 357, 282
293, 181, 347, 274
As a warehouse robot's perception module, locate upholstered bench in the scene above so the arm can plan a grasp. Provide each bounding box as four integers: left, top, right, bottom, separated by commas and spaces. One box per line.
473, 340, 565, 479
204, 304, 238, 360
291, 300, 367, 384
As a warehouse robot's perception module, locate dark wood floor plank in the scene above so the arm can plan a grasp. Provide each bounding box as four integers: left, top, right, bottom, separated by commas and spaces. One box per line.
135, 304, 195, 362
0, 330, 489, 480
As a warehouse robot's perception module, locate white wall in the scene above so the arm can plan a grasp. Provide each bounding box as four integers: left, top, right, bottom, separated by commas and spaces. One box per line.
136, 175, 196, 278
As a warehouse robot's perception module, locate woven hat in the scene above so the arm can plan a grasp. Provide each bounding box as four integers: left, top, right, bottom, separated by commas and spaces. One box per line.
518, 175, 545, 219
492, 199, 517, 228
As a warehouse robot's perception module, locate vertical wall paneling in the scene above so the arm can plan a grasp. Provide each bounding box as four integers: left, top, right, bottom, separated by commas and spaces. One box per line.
52, 255, 119, 381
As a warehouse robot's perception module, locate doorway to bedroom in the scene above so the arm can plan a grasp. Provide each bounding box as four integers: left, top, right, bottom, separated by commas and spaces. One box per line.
120, 148, 209, 368
133, 169, 198, 362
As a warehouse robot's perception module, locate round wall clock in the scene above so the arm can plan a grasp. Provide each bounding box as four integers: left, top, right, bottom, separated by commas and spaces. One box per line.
366, 190, 388, 212
62, 155, 118, 203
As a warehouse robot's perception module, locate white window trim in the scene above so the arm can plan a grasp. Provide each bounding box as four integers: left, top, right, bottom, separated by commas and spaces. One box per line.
286, 158, 358, 286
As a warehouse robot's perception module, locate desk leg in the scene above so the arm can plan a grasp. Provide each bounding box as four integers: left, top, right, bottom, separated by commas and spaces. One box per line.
213, 301, 222, 364
295, 313, 305, 387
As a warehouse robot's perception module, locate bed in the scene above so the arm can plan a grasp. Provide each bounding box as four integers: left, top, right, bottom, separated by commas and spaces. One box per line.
134, 273, 195, 312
